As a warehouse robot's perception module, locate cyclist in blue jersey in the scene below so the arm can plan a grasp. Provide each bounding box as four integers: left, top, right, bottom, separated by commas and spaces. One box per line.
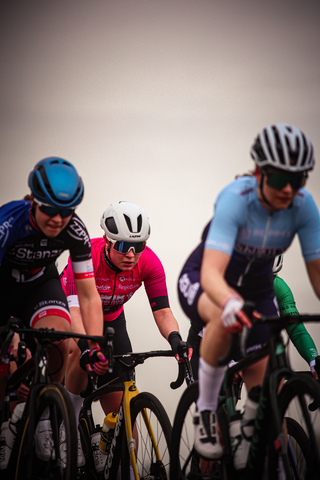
189, 123, 320, 460
178, 237, 320, 382
0, 158, 106, 457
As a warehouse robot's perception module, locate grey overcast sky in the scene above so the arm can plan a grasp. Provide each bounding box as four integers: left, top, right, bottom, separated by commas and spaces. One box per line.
1, 0, 320, 420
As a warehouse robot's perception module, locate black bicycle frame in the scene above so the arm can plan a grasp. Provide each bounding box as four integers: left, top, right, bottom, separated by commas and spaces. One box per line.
245, 330, 293, 479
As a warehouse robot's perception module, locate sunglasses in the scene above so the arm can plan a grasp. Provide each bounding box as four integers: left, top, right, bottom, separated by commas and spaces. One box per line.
110, 239, 146, 254
263, 171, 308, 191
34, 200, 75, 218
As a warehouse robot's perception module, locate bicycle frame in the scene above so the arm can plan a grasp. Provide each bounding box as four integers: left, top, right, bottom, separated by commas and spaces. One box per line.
79, 349, 177, 480
219, 323, 311, 479
0, 321, 113, 480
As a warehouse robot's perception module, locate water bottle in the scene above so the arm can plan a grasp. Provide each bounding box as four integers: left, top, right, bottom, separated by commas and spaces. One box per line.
91, 425, 106, 473
99, 412, 118, 456
234, 385, 261, 470
0, 402, 26, 469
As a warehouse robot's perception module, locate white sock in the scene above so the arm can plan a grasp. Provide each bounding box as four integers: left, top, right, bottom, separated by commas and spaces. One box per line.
67, 390, 84, 424
197, 358, 226, 412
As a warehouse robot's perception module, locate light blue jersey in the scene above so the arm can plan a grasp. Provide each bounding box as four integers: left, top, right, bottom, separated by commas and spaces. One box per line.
205, 176, 320, 285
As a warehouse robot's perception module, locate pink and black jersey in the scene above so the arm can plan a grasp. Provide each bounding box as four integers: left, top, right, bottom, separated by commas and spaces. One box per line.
61, 237, 170, 321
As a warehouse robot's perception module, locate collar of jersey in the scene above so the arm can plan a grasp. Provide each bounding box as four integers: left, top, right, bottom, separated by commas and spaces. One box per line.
103, 248, 122, 273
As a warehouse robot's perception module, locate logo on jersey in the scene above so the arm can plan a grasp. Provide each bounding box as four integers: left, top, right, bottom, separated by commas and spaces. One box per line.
68, 217, 90, 246
0, 216, 14, 244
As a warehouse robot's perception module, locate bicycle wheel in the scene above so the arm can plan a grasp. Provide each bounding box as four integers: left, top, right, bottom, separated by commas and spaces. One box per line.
285, 417, 310, 480
8, 383, 77, 480
277, 374, 320, 480
170, 381, 233, 480
121, 391, 172, 479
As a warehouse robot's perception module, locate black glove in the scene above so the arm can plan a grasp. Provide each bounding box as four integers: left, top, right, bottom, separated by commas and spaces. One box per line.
168, 331, 191, 361
168, 331, 183, 356
78, 338, 90, 371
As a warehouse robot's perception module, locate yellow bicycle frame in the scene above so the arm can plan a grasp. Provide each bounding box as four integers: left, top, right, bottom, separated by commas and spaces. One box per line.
122, 379, 163, 480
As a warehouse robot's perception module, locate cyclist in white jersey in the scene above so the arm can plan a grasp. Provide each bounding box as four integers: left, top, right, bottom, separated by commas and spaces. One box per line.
193, 123, 320, 460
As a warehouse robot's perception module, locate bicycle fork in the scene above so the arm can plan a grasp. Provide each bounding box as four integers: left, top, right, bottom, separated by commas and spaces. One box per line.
102, 379, 140, 480
122, 380, 164, 480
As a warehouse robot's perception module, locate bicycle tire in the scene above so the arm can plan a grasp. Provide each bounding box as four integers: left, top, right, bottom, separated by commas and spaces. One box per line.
285, 417, 311, 480
276, 374, 320, 480
8, 383, 77, 480
170, 381, 234, 480
121, 391, 172, 479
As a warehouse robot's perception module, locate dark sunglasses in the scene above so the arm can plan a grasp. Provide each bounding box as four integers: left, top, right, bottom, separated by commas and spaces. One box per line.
263, 171, 308, 191
34, 201, 75, 218
111, 239, 146, 254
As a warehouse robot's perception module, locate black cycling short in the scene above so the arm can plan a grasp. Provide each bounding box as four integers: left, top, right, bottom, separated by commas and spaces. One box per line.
0, 263, 70, 354
178, 268, 278, 370
1, 263, 70, 328
177, 271, 204, 331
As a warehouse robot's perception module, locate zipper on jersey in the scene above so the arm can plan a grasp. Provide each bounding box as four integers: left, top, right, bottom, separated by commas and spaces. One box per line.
237, 213, 272, 287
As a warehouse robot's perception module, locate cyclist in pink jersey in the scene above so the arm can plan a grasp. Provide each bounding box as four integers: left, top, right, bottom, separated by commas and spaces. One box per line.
60, 201, 191, 423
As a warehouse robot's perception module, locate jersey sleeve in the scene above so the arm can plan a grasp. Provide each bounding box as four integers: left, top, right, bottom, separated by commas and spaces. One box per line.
0, 201, 31, 263
66, 215, 95, 280
205, 190, 246, 255
140, 248, 170, 311
296, 192, 320, 262
274, 276, 318, 363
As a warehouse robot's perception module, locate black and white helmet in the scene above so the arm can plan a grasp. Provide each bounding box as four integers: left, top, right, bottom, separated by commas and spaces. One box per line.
250, 123, 315, 173
100, 201, 150, 242
273, 255, 284, 275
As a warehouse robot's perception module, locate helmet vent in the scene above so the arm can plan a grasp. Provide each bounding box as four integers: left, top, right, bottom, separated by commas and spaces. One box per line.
137, 214, 142, 232
123, 214, 142, 233
105, 217, 118, 234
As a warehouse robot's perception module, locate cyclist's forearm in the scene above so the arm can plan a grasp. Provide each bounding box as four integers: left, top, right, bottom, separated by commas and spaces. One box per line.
286, 322, 318, 364
306, 258, 320, 299
201, 249, 238, 308
153, 308, 180, 340
75, 277, 104, 340
69, 306, 86, 339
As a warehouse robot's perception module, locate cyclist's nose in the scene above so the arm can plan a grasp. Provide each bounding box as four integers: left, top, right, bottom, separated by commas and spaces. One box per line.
281, 183, 294, 192
125, 249, 135, 257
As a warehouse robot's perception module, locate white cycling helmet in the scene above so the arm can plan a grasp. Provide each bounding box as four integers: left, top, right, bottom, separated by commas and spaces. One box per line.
250, 123, 314, 173
273, 255, 284, 275
100, 201, 150, 242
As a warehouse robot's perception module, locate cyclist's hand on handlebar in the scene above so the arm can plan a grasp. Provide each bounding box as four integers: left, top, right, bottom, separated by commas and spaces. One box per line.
168, 331, 192, 362
88, 346, 108, 375
310, 356, 320, 382
10, 336, 32, 365
221, 296, 253, 333
79, 340, 108, 375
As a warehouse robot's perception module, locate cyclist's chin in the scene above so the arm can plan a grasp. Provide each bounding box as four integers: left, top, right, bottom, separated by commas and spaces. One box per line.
41, 225, 64, 237
120, 263, 135, 270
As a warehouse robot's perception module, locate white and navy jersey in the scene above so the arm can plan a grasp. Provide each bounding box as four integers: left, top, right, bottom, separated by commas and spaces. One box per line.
0, 200, 94, 282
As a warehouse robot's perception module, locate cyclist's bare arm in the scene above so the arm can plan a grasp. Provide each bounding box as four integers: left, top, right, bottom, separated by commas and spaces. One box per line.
306, 257, 320, 299
74, 276, 104, 341
153, 308, 180, 340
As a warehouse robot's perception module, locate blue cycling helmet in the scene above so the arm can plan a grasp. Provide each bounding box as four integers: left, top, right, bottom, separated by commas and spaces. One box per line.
28, 157, 84, 208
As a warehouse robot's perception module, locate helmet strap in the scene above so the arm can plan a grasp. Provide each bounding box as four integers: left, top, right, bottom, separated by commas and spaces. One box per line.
29, 195, 39, 227
103, 247, 122, 273
258, 173, 277, 211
